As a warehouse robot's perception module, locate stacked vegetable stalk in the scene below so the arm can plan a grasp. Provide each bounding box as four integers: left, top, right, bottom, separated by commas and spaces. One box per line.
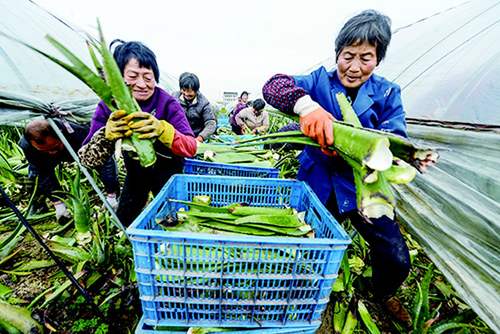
2, 20, 156, 167
160, 196, 313, 237
197, 142, 278, 167
237, 93, 439, 220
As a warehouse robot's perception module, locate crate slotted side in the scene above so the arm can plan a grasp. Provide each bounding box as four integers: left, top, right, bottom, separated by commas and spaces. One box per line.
135, 315, 319, 334
184, 158, 279, 178
127, 175, 351, 328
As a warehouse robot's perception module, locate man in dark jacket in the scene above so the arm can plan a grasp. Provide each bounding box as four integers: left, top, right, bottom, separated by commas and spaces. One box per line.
19, 118, 120, 220
174, 72, 216, 142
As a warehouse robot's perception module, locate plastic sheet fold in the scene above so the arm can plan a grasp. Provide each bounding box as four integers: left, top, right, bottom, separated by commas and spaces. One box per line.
395, 123, 500, 332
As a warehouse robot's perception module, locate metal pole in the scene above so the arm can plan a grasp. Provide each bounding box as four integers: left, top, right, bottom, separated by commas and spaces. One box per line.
46, 118, 127, 236
0, 185, 102, 316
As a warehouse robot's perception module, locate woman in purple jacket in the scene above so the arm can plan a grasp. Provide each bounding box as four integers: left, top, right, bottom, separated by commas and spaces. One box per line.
79, 40, 197, 226
229, 91, 250, 134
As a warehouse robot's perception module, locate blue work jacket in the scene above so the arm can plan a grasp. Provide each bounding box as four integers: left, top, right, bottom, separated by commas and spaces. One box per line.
293, 66, 407, 214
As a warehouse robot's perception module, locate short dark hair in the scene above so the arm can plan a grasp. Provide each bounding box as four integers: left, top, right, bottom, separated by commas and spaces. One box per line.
179, 72, 200, 92
252, 98, 265, 111
240, 91, 249, 98
110, 39, 160, 82
25, 119, 56, 144
335, 10, 392, 65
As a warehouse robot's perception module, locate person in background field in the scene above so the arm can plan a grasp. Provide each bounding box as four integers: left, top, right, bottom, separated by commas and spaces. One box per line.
234, 98, 269, 135
174, 72, 216, 143
235, 91, 249, 110
19, 119, 120, 220
78, 40, 197, 226
229, 91, 250, 133
262, 10, 434, 326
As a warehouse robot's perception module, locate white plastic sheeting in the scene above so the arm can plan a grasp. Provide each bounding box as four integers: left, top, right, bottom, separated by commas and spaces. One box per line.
0, 90, 97, 125
0, 0, 176, 103
0, 0, 94, 99
380, 0, 500, 125
395, 123, 500, 332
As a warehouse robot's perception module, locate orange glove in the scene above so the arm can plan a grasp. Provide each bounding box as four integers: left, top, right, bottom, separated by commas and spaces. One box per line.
299, 107, 335, 148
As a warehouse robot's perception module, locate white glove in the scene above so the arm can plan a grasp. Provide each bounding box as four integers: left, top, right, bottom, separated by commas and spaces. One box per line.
54, 201, 71, 220
106, 194, 119, 210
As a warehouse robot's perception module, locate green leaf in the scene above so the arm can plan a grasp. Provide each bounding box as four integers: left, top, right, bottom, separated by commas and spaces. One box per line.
0, 29, 111, 106
333, 301, 348, 333
96, 19, 135, 112
412, 282, 423, 332
336, 92, 362, 127
341, 254, 351, 291
429, 322, 478, 334
418, 266, 434, 331
332, 273, 345, 292
348, 256, 365, 275
41, 270, 85, 308
48, 242, 91, 263
358, 300, 381, 334
0, 283, 12, 299
434, 280, 455, 299
0, 301, 42, 333
86, 40, 104, 76
45, 35, 113, 105
0, 225, 25, 260
341, 310, 358, 334
12, 259, 55, 272
0, 318, 22, 334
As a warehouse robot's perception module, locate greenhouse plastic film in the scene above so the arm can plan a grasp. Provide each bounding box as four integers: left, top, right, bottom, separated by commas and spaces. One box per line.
0, 0, 177, 101
394, 123, 500, 332
0, 91, 98, 125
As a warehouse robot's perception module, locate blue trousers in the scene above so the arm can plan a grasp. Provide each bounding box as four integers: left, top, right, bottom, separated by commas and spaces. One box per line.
327, 194, 411, 300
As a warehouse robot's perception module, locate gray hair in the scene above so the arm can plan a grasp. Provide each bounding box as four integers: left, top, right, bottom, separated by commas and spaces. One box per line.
335, 10, 392, 65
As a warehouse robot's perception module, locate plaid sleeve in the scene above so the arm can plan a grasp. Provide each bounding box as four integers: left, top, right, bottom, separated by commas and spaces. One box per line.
262, 74, 307, 114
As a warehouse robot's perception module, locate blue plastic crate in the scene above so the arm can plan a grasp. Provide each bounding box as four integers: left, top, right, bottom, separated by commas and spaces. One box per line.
127, 175, 350, 328
135, 315, 319, 333
184, 159, 279, 178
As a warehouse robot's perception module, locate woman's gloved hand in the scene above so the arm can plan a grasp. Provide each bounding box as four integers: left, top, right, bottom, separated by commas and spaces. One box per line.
299, 107, 335, 148
241, 125, 251, 134
253, 126, 267, 135
127, 111, 175, 148
105, 110, 133, 141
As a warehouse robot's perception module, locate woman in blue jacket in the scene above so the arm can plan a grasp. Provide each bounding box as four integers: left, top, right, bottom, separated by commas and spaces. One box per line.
262, 9, 433, 325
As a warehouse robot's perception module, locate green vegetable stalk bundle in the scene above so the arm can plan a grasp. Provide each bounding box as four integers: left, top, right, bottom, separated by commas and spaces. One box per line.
159, 196, 313, 238
237, 93, 439, 220
196, 142, 278, 168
